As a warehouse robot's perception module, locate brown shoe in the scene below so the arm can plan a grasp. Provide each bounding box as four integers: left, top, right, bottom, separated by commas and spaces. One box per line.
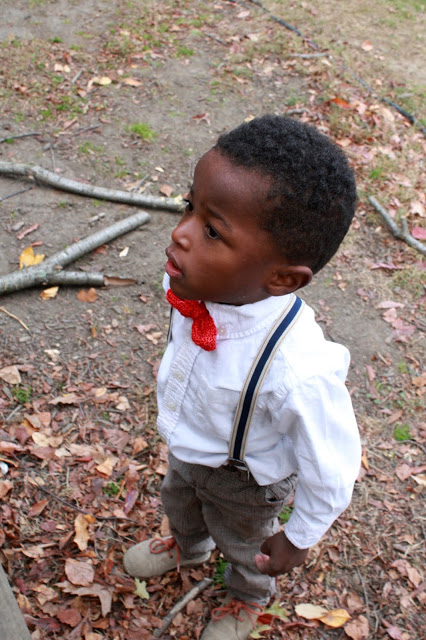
200, 596, 263, 640
123, 536, 211, 578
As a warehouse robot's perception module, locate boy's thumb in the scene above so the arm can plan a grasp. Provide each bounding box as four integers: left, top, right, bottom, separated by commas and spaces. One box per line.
254, 553, 270, 573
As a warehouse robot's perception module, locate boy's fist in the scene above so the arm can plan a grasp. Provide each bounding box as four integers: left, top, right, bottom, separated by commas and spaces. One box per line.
254, 531, 309, 577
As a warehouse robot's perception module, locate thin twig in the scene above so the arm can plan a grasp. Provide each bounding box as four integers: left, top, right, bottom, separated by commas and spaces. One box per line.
0, 306, 30, 332
290, 53, 330, 59
368, 196, 426, 256
153, 578, 213, 637
0, 186, 34, 203
0, 132, 40, 144
357, 568, 372, 628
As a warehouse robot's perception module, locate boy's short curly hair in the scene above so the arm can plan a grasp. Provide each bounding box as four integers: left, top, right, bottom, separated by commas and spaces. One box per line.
215, 115, 357, 274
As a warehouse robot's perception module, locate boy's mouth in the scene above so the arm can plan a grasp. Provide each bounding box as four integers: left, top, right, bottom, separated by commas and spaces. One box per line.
165, 249, 183, 278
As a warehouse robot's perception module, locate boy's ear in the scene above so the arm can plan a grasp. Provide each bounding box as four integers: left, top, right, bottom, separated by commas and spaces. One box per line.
266, 265, 313, 296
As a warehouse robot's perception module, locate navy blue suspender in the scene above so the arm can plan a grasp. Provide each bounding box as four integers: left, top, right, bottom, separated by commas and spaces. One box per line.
228, 295, 303, 470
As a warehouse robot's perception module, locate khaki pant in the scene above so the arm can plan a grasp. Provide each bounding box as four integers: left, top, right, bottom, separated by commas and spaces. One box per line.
161, 452, 296, 604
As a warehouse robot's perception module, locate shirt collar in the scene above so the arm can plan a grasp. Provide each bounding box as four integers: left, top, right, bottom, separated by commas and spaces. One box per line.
163, 273, 294, 340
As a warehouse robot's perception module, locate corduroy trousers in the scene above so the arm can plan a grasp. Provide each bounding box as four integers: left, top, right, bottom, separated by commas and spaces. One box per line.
161, 452, 296, 604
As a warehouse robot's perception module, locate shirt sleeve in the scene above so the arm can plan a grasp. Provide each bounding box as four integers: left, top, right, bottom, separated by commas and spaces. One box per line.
281, 373, 361, 549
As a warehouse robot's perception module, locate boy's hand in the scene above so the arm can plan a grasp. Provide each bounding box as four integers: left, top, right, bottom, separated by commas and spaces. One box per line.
254, 531, 309, 577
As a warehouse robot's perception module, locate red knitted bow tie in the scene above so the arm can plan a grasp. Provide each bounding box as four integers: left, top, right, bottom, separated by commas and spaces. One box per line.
167, 289, 217, 351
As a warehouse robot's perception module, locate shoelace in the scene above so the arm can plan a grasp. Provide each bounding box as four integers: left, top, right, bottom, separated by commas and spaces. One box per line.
211, 598, 263, 627
149, 536, 181, 571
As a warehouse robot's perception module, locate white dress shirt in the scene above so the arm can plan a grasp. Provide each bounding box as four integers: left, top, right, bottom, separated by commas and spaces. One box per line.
157, 275, 361, 549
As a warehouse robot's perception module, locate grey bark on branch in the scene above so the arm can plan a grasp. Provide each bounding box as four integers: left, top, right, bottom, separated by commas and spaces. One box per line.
0, 211, 150, 295
0, 161, 184, 212
368, 196, 426, 256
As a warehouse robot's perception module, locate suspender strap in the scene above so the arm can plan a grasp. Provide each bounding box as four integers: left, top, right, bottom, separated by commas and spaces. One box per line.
228, 295, 303, 468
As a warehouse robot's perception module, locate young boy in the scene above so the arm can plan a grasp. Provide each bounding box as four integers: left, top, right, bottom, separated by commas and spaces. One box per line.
124, 115, 361, 639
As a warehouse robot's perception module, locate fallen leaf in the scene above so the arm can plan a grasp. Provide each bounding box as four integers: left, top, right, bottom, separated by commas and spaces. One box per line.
41, 286, 59, 300
134, 578, 150, 600
56, 609, 82, 627
411, 226, 426, 240
295, 603, 328, 619
331, 97, 352, 109
74, 513, 91, 551
28, 499, 49, 517
0, 480, 13, 499
122, 77, 142, 87
0, 365, 21, 384
395, 463, 412, 481
77, 288, 98, 302
96, 454, 118, 476
65, 558, 94, 586
160, 184, 174, 197
344, 615, 369, 640
92, 76, 112, 85
49, 392, 81, 405
319, 608, 351, 628
57, 581, 113, 616
19, 246, 45, 268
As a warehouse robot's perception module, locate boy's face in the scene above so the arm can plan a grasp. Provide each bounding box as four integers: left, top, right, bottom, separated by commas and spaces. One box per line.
165, 149, 284, 305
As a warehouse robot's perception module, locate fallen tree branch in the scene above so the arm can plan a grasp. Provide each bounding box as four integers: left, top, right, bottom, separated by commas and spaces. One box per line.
0, 211, 150, 295
368, 196, 426, 256
153, 578, 213, 638
0, 161, 184, 212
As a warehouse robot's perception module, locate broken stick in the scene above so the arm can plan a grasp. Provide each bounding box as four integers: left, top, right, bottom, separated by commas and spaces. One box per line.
153, 577, 213, 638
368, 196, 426, 256
0, 161, 184, 212
0, 210, 150, 295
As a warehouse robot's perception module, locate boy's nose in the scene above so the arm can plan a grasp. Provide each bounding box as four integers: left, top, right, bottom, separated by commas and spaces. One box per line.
171, 217, 191, 250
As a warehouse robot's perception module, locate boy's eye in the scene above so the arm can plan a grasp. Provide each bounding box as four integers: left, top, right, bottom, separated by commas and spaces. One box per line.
183, 198, 193, 212
205, 224, 220, 239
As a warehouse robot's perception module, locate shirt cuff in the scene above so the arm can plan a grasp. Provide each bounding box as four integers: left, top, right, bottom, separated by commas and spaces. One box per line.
284, 511, 322, 549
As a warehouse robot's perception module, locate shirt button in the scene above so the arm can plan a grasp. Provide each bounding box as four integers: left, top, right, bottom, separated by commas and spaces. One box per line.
175, 372, 184, 381
218, 326, 226, 337
167, 401, 177, 411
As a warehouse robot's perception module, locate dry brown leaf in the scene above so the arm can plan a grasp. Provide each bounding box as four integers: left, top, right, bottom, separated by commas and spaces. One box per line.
57, 580, 113, 616
65, 558, 94, 586
0, 479, 13, 499
295, 603, 328, 619
160, 183, 174, 197
344, 615, 369, 640
41, 286, 59, 300
0, 365, 21, 384
122, 77, 142, 87
77, 287, 98, 302
319, 608, 351, 628
96, 454, 118, 476
74, 513, 91, 551
28, 499, 49, 517
56, 608, 82, 627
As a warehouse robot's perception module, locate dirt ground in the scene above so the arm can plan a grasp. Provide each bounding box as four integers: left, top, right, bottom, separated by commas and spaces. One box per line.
0, 1, 424, 639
